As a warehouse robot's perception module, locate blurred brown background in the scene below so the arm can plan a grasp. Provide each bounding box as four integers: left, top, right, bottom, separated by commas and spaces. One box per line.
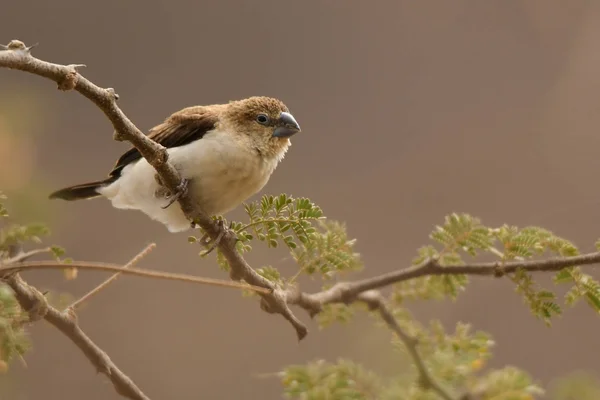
1, 1, 600, 398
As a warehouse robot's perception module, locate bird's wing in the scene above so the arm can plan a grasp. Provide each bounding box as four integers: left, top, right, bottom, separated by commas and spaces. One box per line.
108, 107, 219, 178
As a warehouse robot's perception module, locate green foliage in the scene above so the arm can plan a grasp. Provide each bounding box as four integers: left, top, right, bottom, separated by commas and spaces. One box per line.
394, 252, 469, 302
0, 223, 49, 258
281, 318, 541, 400
208, 195, 361, 281
240, 194, 324, 250
281, 359, 383, 399
493, 225, 579, 260
315, 303, 356, 328
390, 214, 600, 324
554, 267, 600, 314
0, 192, 7, 218
474, 367, 544, 399
292, 220, 362, 279
430, 213, 493, 256
0, 193, 68, 371
0, 284, 30, 368
510, 269, 562, 325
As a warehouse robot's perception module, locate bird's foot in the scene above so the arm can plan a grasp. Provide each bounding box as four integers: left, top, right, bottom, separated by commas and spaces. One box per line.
198, 219, 230, 256
161, 178, 189, 209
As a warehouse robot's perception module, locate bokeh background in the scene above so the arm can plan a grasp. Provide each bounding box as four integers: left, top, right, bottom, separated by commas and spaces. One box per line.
1, 1, 600, 398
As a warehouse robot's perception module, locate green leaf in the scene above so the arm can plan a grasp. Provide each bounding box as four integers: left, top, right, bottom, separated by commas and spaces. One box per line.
293, 221, 362, 279
50, 245, 66, 259
554, 268, 574, 284
584, 292, 600, 312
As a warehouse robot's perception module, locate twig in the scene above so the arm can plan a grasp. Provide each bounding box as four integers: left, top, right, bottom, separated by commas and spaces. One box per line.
0, 39, 307, 340
69, 243, 156, 310
0, 261, 271, 294
356, 291, 454, 400
4, 247, 52, 264
5, 274, 150, 400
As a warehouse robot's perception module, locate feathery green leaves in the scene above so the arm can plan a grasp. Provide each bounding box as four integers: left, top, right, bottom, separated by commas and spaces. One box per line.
0, 284, 29, 370
0, 193, 7, 219
238, 194, 323, 250
292, 220, 362, 279
315, 303, 356, 329
391, 213, 599, 323
281, 359, 383, 400
210, 195, 361, 281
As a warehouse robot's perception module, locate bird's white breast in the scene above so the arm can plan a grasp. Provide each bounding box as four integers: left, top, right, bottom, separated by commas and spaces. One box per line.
98, 130, 282, 232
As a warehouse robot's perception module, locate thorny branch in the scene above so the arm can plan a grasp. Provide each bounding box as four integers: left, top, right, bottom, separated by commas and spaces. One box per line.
3, 39, 600, 400
0, 39, 307, 340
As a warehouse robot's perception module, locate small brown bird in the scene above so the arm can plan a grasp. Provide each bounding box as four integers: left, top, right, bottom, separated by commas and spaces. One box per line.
49, 96, 301, 232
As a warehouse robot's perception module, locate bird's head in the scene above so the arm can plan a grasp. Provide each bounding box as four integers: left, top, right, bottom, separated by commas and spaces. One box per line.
223, 96, 301, 158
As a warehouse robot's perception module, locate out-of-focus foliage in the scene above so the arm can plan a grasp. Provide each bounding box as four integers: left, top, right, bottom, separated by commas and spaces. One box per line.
550, 372, 600, 400
392, 213, 600, 324
0, 193, 36, 372
0, 193, 71, 373
281, 359, 383, 400
281, 318, 543, 400
265, 212, 600, 399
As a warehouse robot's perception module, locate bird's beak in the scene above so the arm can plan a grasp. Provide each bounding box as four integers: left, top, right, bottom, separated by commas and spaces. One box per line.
272, 112, 301, 138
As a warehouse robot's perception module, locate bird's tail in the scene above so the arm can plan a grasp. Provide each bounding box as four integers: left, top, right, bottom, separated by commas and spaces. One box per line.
49, 178, 115, 201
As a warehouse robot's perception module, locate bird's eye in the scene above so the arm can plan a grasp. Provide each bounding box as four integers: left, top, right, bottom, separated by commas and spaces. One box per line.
256, 114, 270, 125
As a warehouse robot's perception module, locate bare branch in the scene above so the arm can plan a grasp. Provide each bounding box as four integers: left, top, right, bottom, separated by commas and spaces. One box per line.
357, 291, 454, 400
0, 261, 271, 294
0, 39, 307, 340
69, 243, 156, 310
6, 274, 151, 400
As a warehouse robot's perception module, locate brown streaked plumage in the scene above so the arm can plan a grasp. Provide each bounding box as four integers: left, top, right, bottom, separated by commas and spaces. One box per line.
49, 96, 301, 232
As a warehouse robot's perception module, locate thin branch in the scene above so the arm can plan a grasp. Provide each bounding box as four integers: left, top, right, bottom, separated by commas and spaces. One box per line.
4, 247, 52, 264
0, 39, 307, 340
294, 252, 600, 308
69, 243, 156, 310
0, 261, 271, 294
356, 291, 454, 400
6, 274, 151, 400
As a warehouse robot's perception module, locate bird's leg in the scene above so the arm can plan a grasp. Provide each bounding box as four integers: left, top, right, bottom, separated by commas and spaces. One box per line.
160, 177, 190, 209
198, 219, 228, 256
